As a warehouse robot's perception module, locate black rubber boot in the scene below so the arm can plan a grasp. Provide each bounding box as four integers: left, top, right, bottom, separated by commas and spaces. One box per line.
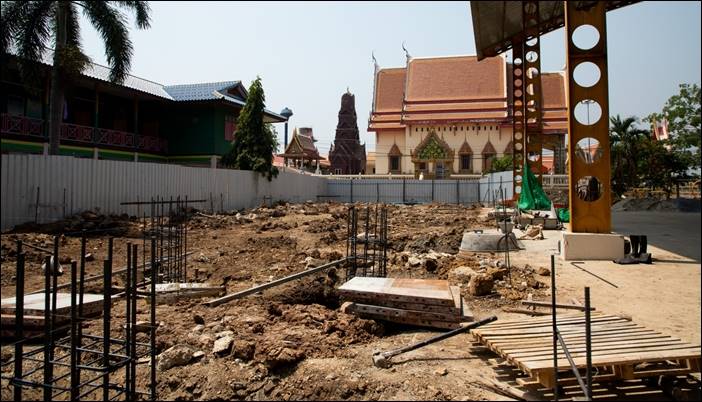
630, 235, 641, 258
637, 235, 652, 264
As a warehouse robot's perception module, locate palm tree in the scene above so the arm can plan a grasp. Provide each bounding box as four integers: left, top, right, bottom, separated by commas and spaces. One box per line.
1, 1, 150, 155
609, 115, 649, 192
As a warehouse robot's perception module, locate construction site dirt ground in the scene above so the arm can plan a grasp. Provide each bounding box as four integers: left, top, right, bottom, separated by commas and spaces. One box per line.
1, 202, 700, 401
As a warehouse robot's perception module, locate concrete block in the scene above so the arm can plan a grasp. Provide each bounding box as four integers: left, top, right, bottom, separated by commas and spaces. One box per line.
459, 230, 523, 253
561, 232, 625, 261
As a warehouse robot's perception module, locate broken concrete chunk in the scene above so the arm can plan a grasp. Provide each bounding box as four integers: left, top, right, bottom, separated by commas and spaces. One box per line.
537, 267, 551, 276
215, 330, 234, 339
213, 335, 234, 356
157, 345, 197, 371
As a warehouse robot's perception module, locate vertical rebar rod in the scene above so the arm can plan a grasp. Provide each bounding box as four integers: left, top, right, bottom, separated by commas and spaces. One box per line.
70, 261, 78, 401
103, 246, 113, 401
43, 255, 51, 402
125, 243, 132, 396
49, 236, 59, 394
63, 188, 66, 219
13, 241, 24, 402
78, 233, 86, 394
130, 244, 138, 400
185, 195, 189, 282
585, 286, 592, 401
143, 210, 146, 286
551, 254, 558, 401
150, 237, 157, 401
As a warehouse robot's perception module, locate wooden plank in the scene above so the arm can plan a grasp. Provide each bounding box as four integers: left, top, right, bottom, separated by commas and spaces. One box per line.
475, 316, 626, 334
521, 300, 595, 311
476, 312, 601, 329
338, 294, 461, 314
491, 328, 665, 345
524, 346, 702, 371
501, 334, 677, 353
477, 322, 641, 340
491, 329, 664, 349
338, 277, 455, 307
511, 339, 687, 360
343, 302, 461, 322
340, 302, 461, 329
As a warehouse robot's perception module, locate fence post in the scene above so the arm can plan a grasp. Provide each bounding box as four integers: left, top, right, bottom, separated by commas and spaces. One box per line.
376, 182, 379, 203
350, 179, 353, 203
431, 179, 435, 202
456, 179, 460, 205
402, 178, 406, 204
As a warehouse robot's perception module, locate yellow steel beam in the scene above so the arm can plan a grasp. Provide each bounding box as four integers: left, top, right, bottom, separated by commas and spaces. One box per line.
565, 1, 612, 233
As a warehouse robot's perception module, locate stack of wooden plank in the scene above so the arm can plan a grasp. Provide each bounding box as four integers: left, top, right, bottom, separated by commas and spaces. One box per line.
1, 293, 104, 338
472, 312, 702, 388
338, 277, 472, 329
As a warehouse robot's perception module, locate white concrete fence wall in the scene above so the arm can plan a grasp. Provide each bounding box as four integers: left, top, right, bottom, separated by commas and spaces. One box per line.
1, 154, 327, 231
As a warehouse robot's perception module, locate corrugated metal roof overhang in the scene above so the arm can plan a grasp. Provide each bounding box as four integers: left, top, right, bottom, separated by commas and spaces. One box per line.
470, 1, 639, 60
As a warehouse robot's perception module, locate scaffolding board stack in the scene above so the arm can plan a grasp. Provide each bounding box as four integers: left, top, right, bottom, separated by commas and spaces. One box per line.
339, 277, 473, 330
472, 312, 701, 388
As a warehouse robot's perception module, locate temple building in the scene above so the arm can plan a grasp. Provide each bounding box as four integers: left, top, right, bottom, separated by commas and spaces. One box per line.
279, 127, 322, 173
368, 54, 567, 178
329, 90, 367, 174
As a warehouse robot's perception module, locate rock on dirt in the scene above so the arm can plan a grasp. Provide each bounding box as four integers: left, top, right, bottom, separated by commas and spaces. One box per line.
449, 266, 477, 284
262, 347, 305, 370
537, 267, 551, 276
213, 335, 234, 356
468, 274, 494, 296
232, 340, 256, 361
157, 345, 198, 371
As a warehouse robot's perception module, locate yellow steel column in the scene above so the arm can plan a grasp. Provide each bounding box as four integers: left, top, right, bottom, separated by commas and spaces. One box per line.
565, 1, 612, 233
523, 1, 544, 184
512, 40, 526, 199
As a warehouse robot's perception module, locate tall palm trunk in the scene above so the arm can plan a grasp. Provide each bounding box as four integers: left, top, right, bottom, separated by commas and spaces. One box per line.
48, 2, 68, 155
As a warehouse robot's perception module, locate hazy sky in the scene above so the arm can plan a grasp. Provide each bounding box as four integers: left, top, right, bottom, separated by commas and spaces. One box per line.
77, 1, 701, 156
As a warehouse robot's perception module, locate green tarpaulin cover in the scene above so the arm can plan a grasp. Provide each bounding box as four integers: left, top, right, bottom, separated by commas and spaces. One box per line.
517, 167, 552, 211
557, 208, 570, 222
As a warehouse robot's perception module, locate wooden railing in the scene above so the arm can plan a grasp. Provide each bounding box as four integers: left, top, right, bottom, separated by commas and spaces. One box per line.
1, 114, 167, 153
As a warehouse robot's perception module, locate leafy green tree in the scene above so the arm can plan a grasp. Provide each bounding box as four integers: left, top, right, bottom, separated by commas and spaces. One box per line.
638, 138, 689, 199
488, 154, 513, 173
647, 83, 701, 171
1, 1, 151, 155
221, 77, 279, 180
609, 115, 649, 193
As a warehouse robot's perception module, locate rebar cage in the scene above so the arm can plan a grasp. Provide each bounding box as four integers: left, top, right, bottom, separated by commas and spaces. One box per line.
1, 236, 158, 401
345, 204, 389, 280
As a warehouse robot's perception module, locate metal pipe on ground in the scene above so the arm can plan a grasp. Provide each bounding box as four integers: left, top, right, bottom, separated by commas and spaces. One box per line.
205, 257, 349, 307
372, 315, 498, 368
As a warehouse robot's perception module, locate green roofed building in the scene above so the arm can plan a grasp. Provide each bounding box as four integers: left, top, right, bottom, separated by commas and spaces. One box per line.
1, 51, 287, 165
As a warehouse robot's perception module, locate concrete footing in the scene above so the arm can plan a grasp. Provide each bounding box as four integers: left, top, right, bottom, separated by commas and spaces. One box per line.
459, 230, 523, 253
561, 232, 625, 261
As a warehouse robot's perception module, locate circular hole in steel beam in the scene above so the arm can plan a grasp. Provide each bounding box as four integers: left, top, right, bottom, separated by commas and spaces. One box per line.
573, 61, 601, 88
572, 24, 600, 51
575, 137, 603, 164
576, 176, 603, 202
526, 51, 539, 63
574, 99, 602, 126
